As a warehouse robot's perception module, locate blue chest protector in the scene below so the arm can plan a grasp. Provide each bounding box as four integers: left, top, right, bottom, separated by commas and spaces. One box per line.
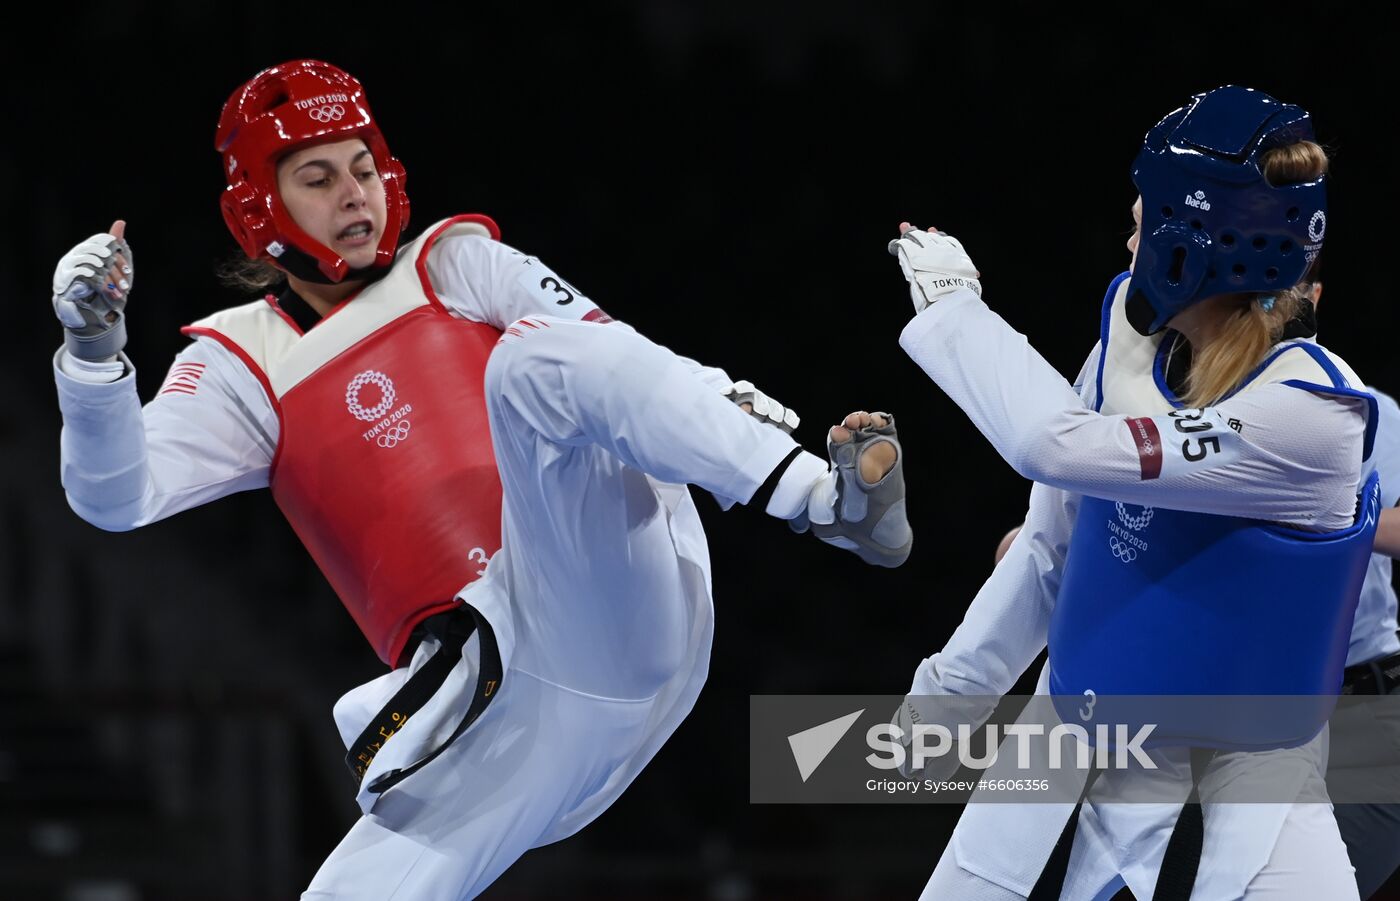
1048, 273, 1380, 751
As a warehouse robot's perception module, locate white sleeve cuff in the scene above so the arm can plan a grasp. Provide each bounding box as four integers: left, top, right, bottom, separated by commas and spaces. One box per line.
57, 348, 127, 384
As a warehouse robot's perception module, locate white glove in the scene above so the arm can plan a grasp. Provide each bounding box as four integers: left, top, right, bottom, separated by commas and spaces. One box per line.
890, 693, 987, 780
892, 697, 922, 778
723, 379, 799, 434
887, 226, 981, 314
53, 232, 134, 361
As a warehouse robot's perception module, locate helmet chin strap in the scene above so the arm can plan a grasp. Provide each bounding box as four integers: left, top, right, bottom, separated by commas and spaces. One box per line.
1125, 285, 1162, 337
272, 241, 386, 286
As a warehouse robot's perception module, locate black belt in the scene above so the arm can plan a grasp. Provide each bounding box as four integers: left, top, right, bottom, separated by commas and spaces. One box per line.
1029, 763, 1102, 901
1031, 748, 1215, 901
344, 605, 503, 794
1342, 650, 1400, 695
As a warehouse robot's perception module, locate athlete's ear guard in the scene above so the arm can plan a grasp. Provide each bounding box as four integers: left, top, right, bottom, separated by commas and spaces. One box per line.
1126, 225, 1212, 336
1127, 85, 1327, 337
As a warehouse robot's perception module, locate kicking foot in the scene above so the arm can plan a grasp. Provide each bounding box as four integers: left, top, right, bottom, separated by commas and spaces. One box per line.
829, 411, 898, 482
799, 411, 911, 568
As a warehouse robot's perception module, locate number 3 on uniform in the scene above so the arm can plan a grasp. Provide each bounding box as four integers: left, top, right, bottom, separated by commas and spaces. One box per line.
516, 261, 588, 307
540, 275, 583, 305
469, 547, 489, 576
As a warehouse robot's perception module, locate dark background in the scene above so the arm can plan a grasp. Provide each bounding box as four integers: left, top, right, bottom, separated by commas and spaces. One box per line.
2, 3, 1397, 898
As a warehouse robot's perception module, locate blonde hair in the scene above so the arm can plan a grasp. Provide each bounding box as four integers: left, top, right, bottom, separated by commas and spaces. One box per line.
1179, 141, 1329, 408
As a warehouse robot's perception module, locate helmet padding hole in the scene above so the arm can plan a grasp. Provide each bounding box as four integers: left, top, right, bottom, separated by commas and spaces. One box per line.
1168, 247, 1187, 285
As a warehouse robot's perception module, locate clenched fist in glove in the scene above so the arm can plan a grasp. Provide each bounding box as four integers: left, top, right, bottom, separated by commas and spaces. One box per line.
887, 222, 980, 315
53, 220, 134, 362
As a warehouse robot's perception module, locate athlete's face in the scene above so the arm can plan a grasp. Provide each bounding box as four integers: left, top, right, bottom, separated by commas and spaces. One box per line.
277, 138, 387, 271
1127, 197, 1142, 272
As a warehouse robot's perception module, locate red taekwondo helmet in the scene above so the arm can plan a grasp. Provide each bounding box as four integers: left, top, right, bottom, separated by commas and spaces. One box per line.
215, 60, 410, 284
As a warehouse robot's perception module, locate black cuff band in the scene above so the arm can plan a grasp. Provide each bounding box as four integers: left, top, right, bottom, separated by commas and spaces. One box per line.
750, 446, 805, 513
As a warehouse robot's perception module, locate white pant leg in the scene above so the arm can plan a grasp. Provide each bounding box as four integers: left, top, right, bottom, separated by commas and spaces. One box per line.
923, 801, 1356, 901
488, 317, 800, 509
484, 316, 798, 697
1334, 801, 1400, 899
920, 850, 1029, 901
302, 670, 656, 901
920, 809, 1126, 901
1243, 803, 1359, 900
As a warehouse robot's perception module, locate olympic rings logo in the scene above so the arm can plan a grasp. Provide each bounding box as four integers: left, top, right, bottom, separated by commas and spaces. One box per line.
310, 104, 346, 123
1109, 537, 1138, 563
377, 421, 411, 448
1309, 210, 1327, 243
1114, 502, 1154, 531
346, 370, 396, 422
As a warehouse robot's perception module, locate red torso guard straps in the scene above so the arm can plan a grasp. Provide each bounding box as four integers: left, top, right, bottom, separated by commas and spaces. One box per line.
184, 216, 505, 666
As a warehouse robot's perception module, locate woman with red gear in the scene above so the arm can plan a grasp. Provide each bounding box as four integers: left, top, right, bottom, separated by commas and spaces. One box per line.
48, 60, 911, 898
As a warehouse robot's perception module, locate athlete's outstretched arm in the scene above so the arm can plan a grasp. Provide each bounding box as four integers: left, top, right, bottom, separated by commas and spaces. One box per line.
890, 477, 1076, 780
52, 224, 274, 531
899, 291, 1363, 528
910, 478, 1076, 698
890, 230, 1365, 530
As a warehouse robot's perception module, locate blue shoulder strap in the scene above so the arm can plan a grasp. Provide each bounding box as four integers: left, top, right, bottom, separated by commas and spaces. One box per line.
1094, 271, 1133, 413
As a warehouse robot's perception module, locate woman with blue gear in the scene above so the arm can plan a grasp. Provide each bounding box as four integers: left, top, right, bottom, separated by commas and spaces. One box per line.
891, 86, 1376, 899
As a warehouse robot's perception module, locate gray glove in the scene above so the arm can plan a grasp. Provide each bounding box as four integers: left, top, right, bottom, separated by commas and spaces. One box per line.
797, 414, 912, 568
53, 232, 133, 361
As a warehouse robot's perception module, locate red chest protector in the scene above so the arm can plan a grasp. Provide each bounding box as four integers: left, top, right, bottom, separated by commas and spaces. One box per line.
185, 216, 504, 666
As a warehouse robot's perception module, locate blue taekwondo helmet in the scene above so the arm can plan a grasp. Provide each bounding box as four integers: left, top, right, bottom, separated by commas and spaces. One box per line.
1127, 86, 1327, 336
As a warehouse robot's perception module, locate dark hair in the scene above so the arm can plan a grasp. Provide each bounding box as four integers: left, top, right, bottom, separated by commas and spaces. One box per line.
216, 254, 285, 294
